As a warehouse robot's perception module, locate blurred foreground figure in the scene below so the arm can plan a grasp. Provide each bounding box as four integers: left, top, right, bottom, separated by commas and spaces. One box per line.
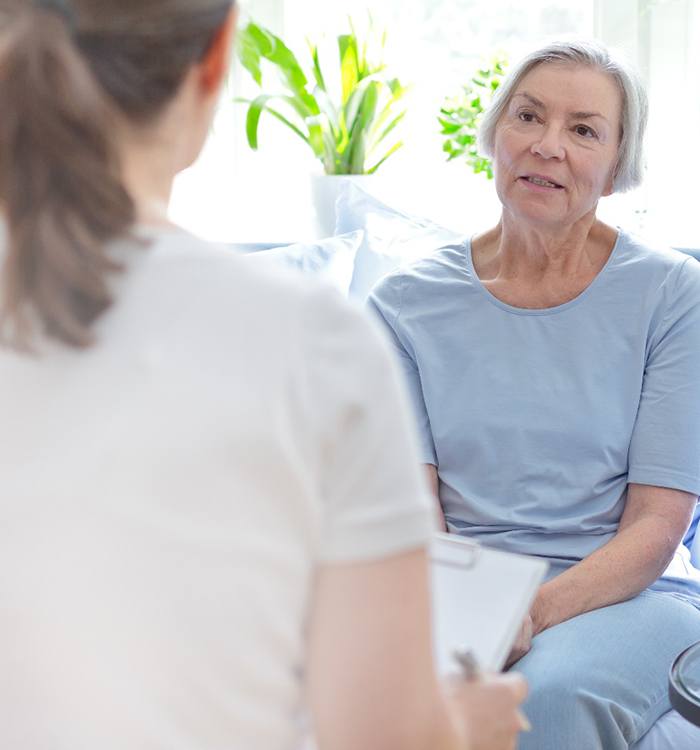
0, 2, 525, 749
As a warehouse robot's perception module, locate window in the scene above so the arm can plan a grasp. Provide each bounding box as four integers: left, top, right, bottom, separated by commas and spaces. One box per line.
596, 0, 700, 246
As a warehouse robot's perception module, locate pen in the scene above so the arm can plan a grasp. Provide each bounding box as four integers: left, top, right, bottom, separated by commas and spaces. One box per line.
451, 647, 532, 732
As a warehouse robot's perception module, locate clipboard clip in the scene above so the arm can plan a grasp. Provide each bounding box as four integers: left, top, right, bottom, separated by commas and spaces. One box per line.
429, 535, 481, 571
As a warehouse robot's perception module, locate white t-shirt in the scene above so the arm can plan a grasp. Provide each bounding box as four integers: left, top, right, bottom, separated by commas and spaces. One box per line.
0, 228, 434, 750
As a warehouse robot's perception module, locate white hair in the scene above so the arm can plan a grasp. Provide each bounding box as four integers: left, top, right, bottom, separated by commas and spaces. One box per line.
477, 40, 648, 193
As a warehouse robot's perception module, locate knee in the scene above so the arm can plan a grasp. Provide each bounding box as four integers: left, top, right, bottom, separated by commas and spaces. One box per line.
524, 665, 589, 726
521, 665, 634, 749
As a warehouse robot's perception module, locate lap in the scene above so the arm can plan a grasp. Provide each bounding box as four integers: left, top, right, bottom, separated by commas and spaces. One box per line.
513, 590, 700, 746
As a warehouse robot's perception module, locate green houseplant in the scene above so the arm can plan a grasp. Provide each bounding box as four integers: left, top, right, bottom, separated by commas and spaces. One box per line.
438, 56, 507, 179
235, 18, 408, 176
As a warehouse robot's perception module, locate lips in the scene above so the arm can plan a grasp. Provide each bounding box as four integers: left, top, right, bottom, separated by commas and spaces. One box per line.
520, 174, 565, 189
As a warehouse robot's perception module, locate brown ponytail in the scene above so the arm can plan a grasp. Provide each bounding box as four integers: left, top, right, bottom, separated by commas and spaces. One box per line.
0, 7, 132, 348
0, 0, 233, 349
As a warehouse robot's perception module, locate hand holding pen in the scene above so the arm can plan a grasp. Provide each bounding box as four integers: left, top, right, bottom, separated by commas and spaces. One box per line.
447, 646, 531, 750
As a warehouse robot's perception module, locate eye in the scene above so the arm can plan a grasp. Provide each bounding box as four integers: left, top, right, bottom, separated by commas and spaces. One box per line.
518, 110, 538, 123
574, 124, 597, 139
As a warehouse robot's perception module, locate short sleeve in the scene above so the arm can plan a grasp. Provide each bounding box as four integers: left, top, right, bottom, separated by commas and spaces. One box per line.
628, 258, 700, 495
302, 287, 437, 564
366, 274, 438, 465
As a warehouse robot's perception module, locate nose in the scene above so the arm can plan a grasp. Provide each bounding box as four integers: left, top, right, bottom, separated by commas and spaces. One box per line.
531, 124, 565, 160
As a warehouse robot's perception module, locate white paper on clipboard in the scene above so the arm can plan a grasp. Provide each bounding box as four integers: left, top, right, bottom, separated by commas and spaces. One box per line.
430, 532, 548, 676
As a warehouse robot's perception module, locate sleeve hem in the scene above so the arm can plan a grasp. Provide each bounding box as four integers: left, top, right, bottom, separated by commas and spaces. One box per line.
419, 449, 438, 465
318, 505, 436, 564
627, 468, 700, 496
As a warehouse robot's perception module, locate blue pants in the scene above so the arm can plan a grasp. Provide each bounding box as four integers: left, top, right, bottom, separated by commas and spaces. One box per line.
513, 590, 700, 750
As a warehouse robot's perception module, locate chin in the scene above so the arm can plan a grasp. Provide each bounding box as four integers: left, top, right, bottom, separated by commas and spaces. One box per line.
506, 201, 566, 227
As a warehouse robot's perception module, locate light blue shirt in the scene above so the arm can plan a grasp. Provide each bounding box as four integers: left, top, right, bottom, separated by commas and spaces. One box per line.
368, 230, 700, 596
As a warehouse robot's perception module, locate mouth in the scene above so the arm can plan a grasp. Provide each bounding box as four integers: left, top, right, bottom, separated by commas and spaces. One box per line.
519, 175, 565, 190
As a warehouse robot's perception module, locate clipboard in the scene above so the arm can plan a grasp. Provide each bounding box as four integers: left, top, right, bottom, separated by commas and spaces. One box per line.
430, 532, 548, 675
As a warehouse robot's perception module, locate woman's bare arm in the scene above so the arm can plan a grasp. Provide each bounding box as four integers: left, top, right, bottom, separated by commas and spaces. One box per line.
530, 483, 697, 634
306, 548, 527, 750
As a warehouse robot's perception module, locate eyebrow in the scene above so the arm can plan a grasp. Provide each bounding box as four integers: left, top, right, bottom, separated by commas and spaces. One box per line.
513, 92, 611, 124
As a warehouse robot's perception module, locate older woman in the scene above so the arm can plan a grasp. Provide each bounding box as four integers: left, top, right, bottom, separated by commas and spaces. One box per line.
368, 40, 700, 749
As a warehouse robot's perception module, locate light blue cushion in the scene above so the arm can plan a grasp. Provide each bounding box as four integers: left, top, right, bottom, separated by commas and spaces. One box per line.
241, 231, 363, 296
691, 528, 700, 568
675, 247, 700, 263
229, 242, 291, 254
335, 182, 462, 301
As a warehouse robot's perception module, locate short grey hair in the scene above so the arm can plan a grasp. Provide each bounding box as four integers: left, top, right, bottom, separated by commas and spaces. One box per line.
477, 40, 648, 193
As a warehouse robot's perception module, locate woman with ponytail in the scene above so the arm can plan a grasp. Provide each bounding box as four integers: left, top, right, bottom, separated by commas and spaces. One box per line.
0, 3, 525, 749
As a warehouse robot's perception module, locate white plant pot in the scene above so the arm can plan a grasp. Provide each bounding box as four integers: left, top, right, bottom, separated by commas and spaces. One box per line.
310, 174, 376, 238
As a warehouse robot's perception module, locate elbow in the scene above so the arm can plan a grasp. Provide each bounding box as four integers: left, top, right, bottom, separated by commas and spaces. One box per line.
643, 520, 685, 580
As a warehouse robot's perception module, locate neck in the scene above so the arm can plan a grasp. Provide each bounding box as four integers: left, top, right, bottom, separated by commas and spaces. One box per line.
116, 113, 188, 229
474, 208, 616, 283
120, 145, 177, 228
112, 63, 213, 231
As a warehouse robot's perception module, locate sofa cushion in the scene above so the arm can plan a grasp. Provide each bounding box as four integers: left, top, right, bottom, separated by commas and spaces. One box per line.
335, 182, 462, 301
240, 231, 363, 296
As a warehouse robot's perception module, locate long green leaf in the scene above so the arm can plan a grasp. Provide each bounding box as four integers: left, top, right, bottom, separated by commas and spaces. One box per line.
236, 27, 263, 85
316, 116, 340, 173
250, 99, 326, 164
244, 94, 306, 149
343, 74, 387, 133
346, 81, 379, 172
243, 23, 320, 115
244, 94, 275, 150
312, 86, 342, 142
348, 131, 366, 174
387, 77, 405, 98
353, 80, 380, 134
368, 85, 406, 139
339, 34, 360, 105
303, 114, 327, 160
372, 110, 406, 148
307, 39, 327, 91
264, 108, 311, 146
367, 140, 403, 174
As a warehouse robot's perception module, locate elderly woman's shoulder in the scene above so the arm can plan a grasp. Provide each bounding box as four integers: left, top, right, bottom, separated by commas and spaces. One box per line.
372, 238, 471, 296
618, 230, 700, 285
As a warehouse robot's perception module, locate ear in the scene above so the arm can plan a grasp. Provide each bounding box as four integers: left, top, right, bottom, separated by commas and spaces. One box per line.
199, 6, 238, 94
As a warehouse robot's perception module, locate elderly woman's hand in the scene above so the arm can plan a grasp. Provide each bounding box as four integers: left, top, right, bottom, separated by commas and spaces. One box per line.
504, 614, 533, 669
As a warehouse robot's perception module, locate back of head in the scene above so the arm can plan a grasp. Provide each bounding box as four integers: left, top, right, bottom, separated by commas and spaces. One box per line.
0, 0, 232, 348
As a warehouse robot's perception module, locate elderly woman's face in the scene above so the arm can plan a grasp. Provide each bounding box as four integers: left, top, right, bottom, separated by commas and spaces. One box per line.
493, 63, 622, 229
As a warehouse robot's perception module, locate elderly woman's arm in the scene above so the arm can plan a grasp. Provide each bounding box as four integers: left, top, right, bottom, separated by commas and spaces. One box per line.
530, 483, 697, 635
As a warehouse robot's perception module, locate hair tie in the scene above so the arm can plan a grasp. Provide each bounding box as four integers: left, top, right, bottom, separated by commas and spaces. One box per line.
34, 0, 77, 31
